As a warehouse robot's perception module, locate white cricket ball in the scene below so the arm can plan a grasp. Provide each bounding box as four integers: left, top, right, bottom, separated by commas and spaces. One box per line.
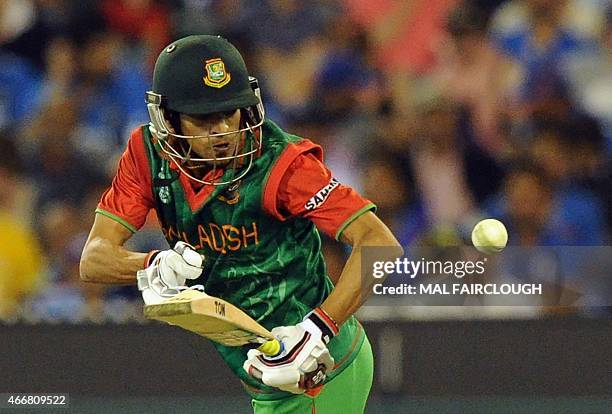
471, 219, 508, 254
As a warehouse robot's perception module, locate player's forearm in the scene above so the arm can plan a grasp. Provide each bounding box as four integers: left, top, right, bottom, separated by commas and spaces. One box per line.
321, 228, 403, 326
80, 237, 147, 284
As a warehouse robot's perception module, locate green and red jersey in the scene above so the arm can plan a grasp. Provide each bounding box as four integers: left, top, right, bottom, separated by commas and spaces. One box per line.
96, 120, 375, 399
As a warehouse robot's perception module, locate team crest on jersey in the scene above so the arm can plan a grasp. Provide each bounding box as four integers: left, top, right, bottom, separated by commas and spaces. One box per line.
203, 58, 231, 88
217, 191, 240, 205
217, 181, 241, 205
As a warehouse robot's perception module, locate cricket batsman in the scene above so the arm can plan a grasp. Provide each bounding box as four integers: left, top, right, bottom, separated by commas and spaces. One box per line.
80, 35, 402, 413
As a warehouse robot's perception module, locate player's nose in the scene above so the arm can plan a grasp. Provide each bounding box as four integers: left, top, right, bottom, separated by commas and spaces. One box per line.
208, 114, 232, 136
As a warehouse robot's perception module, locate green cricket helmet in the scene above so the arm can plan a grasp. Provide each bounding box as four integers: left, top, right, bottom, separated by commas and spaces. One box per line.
145, 35, 265, 186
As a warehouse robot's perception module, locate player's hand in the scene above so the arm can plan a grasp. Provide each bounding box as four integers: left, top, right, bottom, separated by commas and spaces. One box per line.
137, 241, 204, 305
243, 308, 338, 394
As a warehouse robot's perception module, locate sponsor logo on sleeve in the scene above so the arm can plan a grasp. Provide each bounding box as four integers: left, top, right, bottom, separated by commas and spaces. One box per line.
304, 178, 340, 211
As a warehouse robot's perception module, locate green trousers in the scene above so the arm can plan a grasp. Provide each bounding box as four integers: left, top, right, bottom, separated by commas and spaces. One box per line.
252, 337, 374, 414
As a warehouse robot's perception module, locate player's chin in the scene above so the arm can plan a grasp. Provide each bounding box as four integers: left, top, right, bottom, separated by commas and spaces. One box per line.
201, 157, 232, 169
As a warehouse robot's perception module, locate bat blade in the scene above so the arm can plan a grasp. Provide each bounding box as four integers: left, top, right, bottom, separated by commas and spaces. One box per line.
144, 290, 276, 349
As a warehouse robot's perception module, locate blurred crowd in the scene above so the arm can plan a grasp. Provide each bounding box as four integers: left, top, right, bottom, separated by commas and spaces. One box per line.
1, 0, 611, 322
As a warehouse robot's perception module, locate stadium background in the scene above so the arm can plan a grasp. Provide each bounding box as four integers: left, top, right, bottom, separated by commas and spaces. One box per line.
1, 0, 611, 412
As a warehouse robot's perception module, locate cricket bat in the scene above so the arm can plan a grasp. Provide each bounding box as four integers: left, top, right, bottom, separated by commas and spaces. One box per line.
143, 290, 281, 356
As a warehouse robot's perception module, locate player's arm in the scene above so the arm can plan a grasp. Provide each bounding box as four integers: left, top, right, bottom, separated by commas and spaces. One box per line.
79, 213, 147, 284
80, 128, 153, 284
81, 214, 203, 306
81, 213, 204, 309
80, 127, 202, 291
322, 211, 402, 325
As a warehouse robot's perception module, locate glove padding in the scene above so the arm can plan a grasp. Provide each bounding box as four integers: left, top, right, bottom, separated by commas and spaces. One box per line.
137, 241, 204, 305
243, 308, 339, 394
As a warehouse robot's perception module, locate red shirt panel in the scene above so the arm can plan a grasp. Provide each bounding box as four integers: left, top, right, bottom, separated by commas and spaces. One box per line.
263, 140, 374, 239
98, 127, 154, 231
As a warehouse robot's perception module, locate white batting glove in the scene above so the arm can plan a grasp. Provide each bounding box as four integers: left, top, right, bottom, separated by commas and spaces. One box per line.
243, 308, 339, 394
137, 241, 204, 305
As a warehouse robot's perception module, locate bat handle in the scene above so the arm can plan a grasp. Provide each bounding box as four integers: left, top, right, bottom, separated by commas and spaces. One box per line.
257, 339, 282, 357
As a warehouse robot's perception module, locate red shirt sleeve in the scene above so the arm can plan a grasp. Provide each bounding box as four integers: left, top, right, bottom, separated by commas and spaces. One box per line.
97, 127, 154, 232
263, 140, 375, 240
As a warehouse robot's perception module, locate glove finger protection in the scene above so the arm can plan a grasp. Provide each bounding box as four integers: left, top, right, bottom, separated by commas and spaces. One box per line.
243, 308, 339, 394
138, 241, 205, 305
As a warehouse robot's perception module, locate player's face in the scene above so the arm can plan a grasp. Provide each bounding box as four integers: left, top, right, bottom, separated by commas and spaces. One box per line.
179, 109, 243, 165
